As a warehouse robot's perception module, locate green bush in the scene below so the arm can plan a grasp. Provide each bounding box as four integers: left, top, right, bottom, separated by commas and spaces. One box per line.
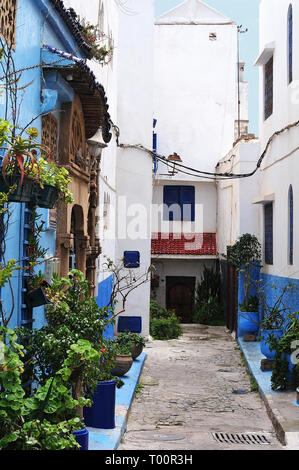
194, 297, 224, 326
150, 316, 182, 340
194, 265, 225, 326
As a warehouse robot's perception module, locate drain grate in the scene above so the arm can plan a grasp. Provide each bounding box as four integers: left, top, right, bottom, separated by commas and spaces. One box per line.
212, 432, 271, 446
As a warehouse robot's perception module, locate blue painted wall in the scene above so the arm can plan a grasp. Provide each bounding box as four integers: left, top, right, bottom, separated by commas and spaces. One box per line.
0, 0, 88, 329
96, 275, 115, 340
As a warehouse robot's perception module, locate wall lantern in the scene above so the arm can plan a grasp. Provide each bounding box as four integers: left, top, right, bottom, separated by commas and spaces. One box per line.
167, 152, 182, 175
87, 127, 107, 159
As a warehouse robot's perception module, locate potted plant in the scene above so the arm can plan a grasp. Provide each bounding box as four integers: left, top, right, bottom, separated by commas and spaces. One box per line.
0, 121, 73, 206
25, 272, 52, 309
83, 341, 124, 430
110, 341, 133, 377
259, 283, 294, 360
224, 234, 262, 337
115, 331, 146, 360
32, 157, 74, 207
269, 314, 299, 391
0, 125, 41, 203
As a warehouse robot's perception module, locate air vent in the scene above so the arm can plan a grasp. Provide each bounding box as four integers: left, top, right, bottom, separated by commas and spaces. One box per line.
212, 432, 271, 445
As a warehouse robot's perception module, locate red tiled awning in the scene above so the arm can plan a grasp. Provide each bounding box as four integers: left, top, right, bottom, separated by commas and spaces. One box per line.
151, 233, 217, 256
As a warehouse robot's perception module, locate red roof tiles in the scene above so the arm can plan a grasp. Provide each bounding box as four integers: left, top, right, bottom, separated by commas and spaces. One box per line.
151, 233, 217, 255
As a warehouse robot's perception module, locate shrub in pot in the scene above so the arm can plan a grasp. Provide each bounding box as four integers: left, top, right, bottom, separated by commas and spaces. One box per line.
270, 314, 299, 391
224, 234, 262, 337
83, 340, 124, 430
115, 332, 146, 360
110, 342, 133, 377
259, 283, 294, 360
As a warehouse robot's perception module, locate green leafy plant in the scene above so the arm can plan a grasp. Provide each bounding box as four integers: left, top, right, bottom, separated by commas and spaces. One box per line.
0, 328, 97, 450
194, 265, 224, 325
37, 157, 73, 204
115, 332, 146, 349
260, 283, 296, 331
268, 314, 299, 391
149, 301, 182, 340
224, 234, 262, 312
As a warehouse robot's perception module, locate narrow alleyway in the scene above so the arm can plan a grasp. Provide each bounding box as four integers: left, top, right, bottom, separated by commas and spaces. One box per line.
119, 325, 283, 450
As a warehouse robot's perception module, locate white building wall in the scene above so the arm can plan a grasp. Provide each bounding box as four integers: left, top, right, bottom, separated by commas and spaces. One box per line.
64, 0, 154, 334
114, 0, 154, 335
154, 20, 237, 174
216, 139, 260, 256
255, 0, 299, 280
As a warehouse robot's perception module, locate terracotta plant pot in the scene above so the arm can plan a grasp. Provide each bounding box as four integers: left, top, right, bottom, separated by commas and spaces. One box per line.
111, 354, 133, 377
131, 343, 143, 360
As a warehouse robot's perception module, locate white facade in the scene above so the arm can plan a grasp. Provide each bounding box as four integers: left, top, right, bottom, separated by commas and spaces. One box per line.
151, 0, 238, 320
253, 0, 299, 280
64, 0, 154, 335
216, 138, 260, 255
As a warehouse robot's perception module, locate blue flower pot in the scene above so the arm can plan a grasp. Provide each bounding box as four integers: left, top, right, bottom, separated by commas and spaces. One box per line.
238, 311, 259, 337
72, 428, 89, 450
260, 329, 283, 360
83, 380, 116, 429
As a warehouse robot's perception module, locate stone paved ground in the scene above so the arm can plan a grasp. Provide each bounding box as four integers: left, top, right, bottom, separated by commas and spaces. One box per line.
119, 324, 284, 450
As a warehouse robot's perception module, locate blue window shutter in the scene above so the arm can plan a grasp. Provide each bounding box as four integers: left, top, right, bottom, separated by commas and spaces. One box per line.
124, 251, 140, 268
163, 186, 181, 221
264, 203, 273, 265
181, 186, 195, 221
289, 185, 294, 264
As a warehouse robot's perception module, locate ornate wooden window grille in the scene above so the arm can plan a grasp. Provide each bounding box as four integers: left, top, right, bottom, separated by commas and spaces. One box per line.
0, 0, 18, 48
70, 110, 88, 169
264, 56, 273, 120
41, 114, 58, 161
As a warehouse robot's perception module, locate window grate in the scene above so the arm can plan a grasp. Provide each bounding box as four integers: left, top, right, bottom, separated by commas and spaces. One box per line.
212, 432, 271, 446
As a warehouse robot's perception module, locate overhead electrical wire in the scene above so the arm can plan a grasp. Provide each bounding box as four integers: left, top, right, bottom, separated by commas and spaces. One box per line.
109, 118, 299, 181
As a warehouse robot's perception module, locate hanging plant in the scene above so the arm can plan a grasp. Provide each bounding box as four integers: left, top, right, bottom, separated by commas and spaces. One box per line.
77, 18, 114, 65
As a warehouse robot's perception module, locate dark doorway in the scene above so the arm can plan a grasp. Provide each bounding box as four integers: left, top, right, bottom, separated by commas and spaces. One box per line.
166, 276, 196, 323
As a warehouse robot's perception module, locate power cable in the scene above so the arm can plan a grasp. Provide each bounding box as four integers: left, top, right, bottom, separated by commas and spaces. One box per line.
109, 117, 299, 181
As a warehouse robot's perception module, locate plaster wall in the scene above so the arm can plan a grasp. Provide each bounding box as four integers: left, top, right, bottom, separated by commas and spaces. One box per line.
256, 0, 299, 281
216, 140, 260, 256
154, 21, 237, 177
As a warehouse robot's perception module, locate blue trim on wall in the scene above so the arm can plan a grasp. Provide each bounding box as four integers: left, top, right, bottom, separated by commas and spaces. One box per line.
96, 275, 114, 340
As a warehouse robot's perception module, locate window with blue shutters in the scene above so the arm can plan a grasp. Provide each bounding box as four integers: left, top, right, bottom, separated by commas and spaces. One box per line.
288, 5, 293, 84
264, 56, 273, 120
264, 203, 273, 265
163, 186, 195, 221
289, 185, 294, 265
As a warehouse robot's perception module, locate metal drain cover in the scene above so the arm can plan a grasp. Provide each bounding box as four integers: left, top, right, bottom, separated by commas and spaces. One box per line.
212, 432, 271, 445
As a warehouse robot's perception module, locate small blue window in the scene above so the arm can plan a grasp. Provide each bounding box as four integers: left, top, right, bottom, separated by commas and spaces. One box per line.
288, 5, 293, 84
289, 185, 294, 264
124, 251, 140, 268
163, 185, 195, 221
264, 203, 273, 265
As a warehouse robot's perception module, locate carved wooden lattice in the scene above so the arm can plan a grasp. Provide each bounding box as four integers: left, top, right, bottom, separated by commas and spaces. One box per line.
0, 0, 18, 48
70, 110, 87, 169
42, 114, 58, 161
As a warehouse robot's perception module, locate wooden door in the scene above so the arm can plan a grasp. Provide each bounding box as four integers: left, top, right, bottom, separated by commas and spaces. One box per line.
166, 277, 196, 323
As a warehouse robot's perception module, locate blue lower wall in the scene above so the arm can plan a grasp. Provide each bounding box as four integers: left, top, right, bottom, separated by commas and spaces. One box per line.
260, 272, 299, 329
96, 275, 114, 340
238, 271, 299, 337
